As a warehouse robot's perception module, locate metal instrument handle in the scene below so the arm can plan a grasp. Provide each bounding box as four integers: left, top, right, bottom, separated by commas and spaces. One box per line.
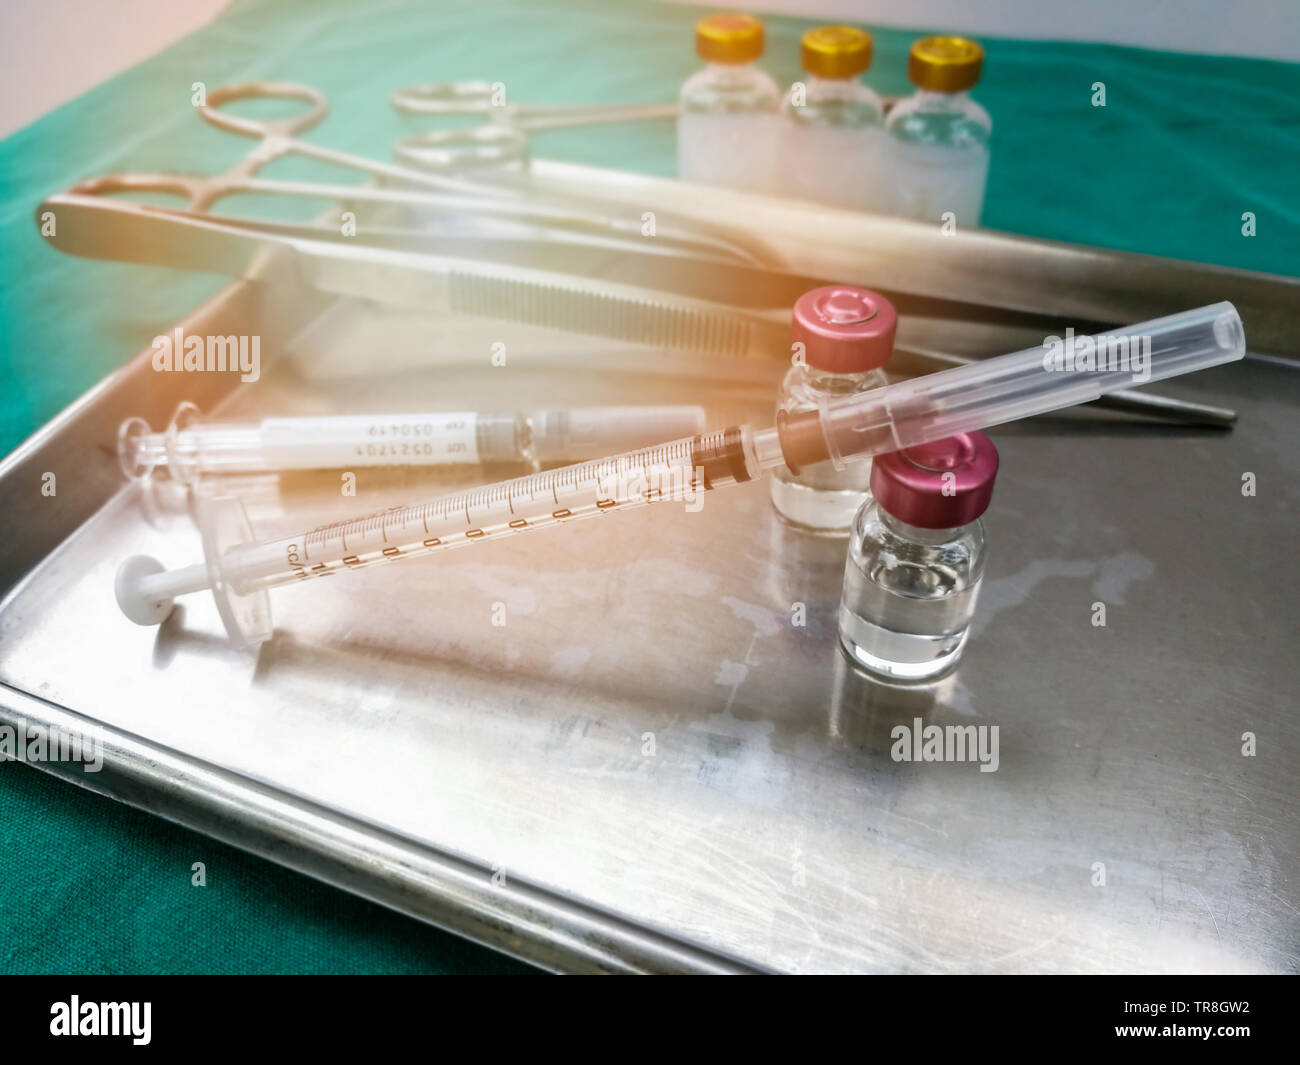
198, 82, 330, 140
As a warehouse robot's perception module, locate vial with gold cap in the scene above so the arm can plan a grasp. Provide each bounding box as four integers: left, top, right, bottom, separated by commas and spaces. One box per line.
777, 25, 885, 209
677, 13, 781, 192
882, 35, 992, 225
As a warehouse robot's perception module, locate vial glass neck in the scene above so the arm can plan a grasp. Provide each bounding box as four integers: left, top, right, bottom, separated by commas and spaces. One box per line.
878, 505, 971, 544
803, 74, 859, 87
706, 60, 759, 75
911, 88, 971, 105
802, 365, 884, 392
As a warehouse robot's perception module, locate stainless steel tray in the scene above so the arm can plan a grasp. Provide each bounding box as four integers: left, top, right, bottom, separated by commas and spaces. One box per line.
2, 262, 1297, 973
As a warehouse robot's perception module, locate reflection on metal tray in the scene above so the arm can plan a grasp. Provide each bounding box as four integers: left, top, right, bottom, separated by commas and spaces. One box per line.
1, 265, 1297, 973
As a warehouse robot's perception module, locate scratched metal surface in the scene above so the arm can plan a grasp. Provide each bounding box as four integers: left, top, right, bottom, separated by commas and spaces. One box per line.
1, 286, 1297, 973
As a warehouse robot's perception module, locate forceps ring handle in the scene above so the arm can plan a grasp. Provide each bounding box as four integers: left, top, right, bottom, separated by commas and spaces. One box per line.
390, 81, 678, 128
392, 125, 530, 171
198, 82, 330, 140
390, 81, 504, 117
65, 172, 213, 211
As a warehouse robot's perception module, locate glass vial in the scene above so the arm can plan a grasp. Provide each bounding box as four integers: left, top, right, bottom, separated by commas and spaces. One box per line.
677, 13, 781, 192
770, 286, 895, 534
882, 36, 992, 226
778, 26, 885, 209
839, 432, 999, 681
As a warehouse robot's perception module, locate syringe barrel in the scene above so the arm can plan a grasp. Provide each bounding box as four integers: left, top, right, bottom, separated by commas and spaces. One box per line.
121, 408, 708, 479
528, 406, 706, 463
219, 426, 758, 595
812, 302, 1246, 467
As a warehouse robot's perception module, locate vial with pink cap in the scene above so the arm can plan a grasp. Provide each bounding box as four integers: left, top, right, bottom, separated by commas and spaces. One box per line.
770, 285, 896, 533
839, 431, 999, 681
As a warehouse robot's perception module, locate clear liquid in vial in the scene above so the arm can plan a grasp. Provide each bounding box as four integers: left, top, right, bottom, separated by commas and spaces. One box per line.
677, 61, 780, 192
879, 141, 988, 225
770, 460, 872, 535
881, 87, 991, 226
838, 504, 985, 681
769, 363, 886, 534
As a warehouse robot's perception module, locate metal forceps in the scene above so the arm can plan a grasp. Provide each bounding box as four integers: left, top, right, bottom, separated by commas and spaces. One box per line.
39, 83, 1250, 425
61, 81, 761, 264
91, 82, 485, 211
390, 81, 676, 171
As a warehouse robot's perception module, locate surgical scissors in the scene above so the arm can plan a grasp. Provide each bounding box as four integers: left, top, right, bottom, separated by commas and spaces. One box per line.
390, 81, 676, 170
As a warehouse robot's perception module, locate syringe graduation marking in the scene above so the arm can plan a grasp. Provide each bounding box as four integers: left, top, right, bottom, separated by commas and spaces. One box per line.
245, 434, 720, 593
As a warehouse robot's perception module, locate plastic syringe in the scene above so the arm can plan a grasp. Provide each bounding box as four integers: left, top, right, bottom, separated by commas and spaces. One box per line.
119, 403, 706, 483
116, 303, 1245, 646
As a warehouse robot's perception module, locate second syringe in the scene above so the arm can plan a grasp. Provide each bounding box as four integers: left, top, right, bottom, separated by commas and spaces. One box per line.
119, 403, 706, 483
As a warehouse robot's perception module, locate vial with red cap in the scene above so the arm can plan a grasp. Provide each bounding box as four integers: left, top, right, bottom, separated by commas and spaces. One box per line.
770, 285, 896, 533
838, 431, 999, 681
